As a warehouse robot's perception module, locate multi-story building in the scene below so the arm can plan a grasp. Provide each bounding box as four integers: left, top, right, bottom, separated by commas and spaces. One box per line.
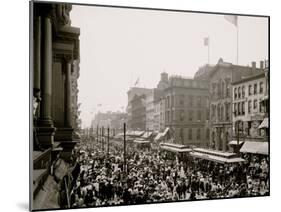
145, 88, 163, 131
194, 58, 264, 152
159, 97, 166, 132
163, 75, 210, 147
232, 61, 268, 142
127, 87, 151, 129
92, 111, 127, 134
131, 94, 147, 130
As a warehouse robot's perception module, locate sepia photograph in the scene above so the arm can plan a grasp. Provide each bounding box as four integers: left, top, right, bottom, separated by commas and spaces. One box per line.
30, 1, 269, 211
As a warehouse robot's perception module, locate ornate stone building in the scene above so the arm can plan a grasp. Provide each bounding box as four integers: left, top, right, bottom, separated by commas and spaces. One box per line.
194, 59, 263, 152
32, 2, 80, 210
163, 75, 210, 147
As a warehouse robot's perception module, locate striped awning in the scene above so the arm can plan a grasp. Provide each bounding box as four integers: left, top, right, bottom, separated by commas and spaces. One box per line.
190, 152, 245, 164
154, 133, 164, 141
259, 118, 268, 129
134, 139, 150, 144
161, 145, 192, 153
240, 141, 268, 155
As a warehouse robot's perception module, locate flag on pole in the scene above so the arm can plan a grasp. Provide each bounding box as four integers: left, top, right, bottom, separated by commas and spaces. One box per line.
204, 37, 209, 46
224, 15, 238, 27
134, 78, 140, 86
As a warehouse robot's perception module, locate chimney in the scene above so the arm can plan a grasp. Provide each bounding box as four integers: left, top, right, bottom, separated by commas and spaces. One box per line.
260, 61, 264, 70
252, 61, 256, 72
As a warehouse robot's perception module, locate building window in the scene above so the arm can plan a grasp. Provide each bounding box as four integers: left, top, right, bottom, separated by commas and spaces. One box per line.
254, 83, 257, 95
249, 85, 252, 96
221, 106, 224, 121
180, 110, 184, 121
238, 102, 241, 115
189, 95, 193, 107
179, 95, 184, 106
171, 95, 174, 107
259, 99, 263, 113
226, 80, 230, 97
217, 106, 220, 121
189, 110, 193, 121
247, 121, 251, 136
180, 128, 184, 143
197, 110, 201, 121
212, 105, 215, 119
238, 87, 241, 98
171, 110, 174, 121
197, 128, 201, 140
167, 96, 170, 108
206, 128, 210, 140
242, 86, 245, 98
167, 111, 170, 123
225, 103, 229, 120
260, 82, 264, 94
197, 96, 201, 107
222, 81, 225, 98
234, 103, 237, 117
254, 99, 257, 109
212, 83, 216, 97
248, 100, 252, 114
242, 102, 245, 115
234, 88, 237, 99
206, 108, 210, 121
189, 128, 192, 140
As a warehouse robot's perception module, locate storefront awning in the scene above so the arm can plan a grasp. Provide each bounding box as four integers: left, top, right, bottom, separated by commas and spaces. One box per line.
190, 152, 245, 164
240, 141, 268, 155
133, 139, 150, 144
193, 148, 236, 158
141, 132, 153, 139
229, 140, 245, 145
160, 142, 192, 153
162, 127, 170, 136
154, 133, 163, 141
258, 118, 268, 129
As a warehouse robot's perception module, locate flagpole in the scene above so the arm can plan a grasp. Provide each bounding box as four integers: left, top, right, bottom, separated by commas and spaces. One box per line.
236, 22, 239, 65
208, 36, 210, 64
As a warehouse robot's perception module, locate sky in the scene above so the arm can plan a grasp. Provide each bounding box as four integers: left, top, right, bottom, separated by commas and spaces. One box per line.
70, 5, 268, 128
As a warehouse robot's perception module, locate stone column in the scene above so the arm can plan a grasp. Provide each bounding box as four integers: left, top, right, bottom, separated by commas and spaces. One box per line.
222, 129, 226, 152
65, 60, 72, 128
215, 128, 220, 150
40, 16, 53, 126
33, 16, 41, 96
37, 16, 55, 148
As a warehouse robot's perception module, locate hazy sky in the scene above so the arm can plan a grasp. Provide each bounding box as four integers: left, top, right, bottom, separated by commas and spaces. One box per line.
70, 5, 268, 128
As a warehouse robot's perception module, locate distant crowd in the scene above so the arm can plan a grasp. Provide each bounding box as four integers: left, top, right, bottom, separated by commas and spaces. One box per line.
68, 138, 269, 208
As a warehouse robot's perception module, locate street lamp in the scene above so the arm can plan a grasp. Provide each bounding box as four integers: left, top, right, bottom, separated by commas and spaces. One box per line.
123, 122, 127, 174
107, 126, 110, 158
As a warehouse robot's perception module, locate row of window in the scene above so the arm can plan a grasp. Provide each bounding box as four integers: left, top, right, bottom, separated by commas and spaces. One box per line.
211, 79, 231, 99
234, 81, 264, 99
165, 109, 209, 122
233, 99, 263, 116
179, 128, 210, 141
165, 95, 208, 108
211, 103, 231, 122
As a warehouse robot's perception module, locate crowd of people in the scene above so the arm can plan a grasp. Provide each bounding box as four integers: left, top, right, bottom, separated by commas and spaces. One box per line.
68, 138, 269, 208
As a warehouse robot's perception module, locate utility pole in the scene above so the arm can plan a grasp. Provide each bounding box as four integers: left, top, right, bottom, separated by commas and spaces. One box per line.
100, 127, 102, 148
102, 126, 104, 152
96, 125, 99, 144
123, 123, 127, 174
107, 126, 110, 158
